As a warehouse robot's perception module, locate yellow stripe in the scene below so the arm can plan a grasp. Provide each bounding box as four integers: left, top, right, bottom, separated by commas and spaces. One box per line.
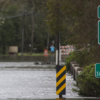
56, 83, 66, 95
56, 74, 66, 87
56, 99, 64, 100
56, 66, 66, 78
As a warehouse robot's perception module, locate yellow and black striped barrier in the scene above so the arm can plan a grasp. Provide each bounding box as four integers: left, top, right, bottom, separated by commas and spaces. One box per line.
56, 65, 66, 95
56, 98, 66, 100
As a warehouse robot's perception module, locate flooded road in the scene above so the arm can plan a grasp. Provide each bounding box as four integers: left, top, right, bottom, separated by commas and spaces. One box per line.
0, 62, 99, 100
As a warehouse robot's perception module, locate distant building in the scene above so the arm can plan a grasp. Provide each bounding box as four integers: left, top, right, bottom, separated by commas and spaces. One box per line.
9, 46, 18, 55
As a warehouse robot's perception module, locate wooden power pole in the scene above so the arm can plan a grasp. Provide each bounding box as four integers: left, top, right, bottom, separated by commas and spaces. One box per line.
31, 13, 34, 54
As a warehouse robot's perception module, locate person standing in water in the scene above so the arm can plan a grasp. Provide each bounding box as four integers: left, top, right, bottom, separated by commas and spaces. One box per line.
50, 45, 55, 53
50, 45, 55, 62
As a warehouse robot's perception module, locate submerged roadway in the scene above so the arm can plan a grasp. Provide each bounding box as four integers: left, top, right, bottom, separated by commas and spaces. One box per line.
0, 62, 99, 100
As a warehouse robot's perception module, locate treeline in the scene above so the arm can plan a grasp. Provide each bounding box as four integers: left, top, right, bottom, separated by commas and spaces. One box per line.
0, 0, 100, 60
46, 0, 100, 63
0, 0, 53, 54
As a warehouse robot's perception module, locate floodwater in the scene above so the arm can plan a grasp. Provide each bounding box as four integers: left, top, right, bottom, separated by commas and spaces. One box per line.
0, 62, 99, 100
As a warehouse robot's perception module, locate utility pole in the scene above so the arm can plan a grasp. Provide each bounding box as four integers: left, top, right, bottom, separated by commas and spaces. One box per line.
45, 20, 50, 51
21, 11, 34, 59
22, 12, 25, 61
56, 1, 62, 98
56, 1, 60, 66
47, 31, 49, 51
31, 13, 34, 54
56, 1, 66, 98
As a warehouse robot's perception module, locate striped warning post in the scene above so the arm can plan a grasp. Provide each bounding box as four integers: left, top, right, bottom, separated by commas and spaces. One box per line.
56, 99, 66, 100
56, 65, 66, 95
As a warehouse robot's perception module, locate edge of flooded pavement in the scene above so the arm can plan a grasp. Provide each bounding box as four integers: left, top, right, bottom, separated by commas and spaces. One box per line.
0, 97, 100, 100
0, 62, 65, 69
0, 62, 57, 68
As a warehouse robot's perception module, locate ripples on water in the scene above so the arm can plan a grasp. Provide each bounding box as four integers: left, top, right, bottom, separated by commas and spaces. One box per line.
0, 62, 99, 100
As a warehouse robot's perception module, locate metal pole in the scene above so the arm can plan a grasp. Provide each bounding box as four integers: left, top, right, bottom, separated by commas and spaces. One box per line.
57, 33, 62, 98
22, 14, 25, 61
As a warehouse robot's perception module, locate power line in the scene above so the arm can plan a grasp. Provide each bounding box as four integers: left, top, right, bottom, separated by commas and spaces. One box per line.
0, 12, 34, 19
0, 9, 34, 12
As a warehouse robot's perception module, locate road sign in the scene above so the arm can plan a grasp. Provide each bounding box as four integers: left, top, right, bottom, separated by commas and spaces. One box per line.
98, 6, 100, 19
95, 63, 100, 78
56, 65, 66, 95
98, 21, 100, 44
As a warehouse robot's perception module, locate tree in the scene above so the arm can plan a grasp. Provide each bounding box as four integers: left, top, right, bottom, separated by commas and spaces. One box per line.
0, 0, 50, 54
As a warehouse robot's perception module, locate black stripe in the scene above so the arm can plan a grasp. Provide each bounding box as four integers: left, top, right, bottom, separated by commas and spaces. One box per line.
56, 70, 66, 82
59, 87, 66, 95
56, 79, 66, 91
56, 65, 66, 73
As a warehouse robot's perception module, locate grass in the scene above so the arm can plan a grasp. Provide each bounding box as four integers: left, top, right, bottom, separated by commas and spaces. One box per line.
18, 53, 44, 56
0, 51, 56, 56
17, 52, 55, 56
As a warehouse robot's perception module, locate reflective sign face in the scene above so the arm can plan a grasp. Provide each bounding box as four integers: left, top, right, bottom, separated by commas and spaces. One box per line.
95, 63, 100, 78
98, 21, 100, 44
98, 6, 100, 19
56, 65, 66, 95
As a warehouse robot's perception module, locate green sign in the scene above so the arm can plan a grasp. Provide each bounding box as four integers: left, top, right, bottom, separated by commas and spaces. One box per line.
95, 63, 100, 78
98, 21, 100, 44
98, 6, 100, 19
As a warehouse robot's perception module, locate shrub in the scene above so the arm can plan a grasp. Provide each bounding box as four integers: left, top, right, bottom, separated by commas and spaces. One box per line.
66, 48, 94, 71
66, 51, 76, 71
77, 64, 100, 97
74, 49, 94, 67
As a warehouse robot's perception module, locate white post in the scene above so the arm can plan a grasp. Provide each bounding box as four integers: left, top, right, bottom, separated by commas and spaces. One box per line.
56, 50, 58, 65
59, 49, 61, 65
59, 43, 61, 65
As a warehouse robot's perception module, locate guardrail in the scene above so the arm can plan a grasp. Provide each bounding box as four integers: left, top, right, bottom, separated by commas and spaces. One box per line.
70, 61, 83, 81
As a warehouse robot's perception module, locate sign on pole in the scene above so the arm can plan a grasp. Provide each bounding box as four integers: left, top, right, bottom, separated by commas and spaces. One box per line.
98, 6, 100, 19
96, 6, 100, 78
56, 65, 66, 95
98, 21, 100, 44
95, 63, 100, 78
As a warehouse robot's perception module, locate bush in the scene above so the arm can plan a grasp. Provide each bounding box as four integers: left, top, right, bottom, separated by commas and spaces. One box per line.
66, 51, 76, 71
66, 49, 94, 71
77, 64, 100, 97
74, 49, 94, 67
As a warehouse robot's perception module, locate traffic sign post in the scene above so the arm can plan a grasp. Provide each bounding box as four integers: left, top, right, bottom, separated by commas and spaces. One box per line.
95, 63, 100, 78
